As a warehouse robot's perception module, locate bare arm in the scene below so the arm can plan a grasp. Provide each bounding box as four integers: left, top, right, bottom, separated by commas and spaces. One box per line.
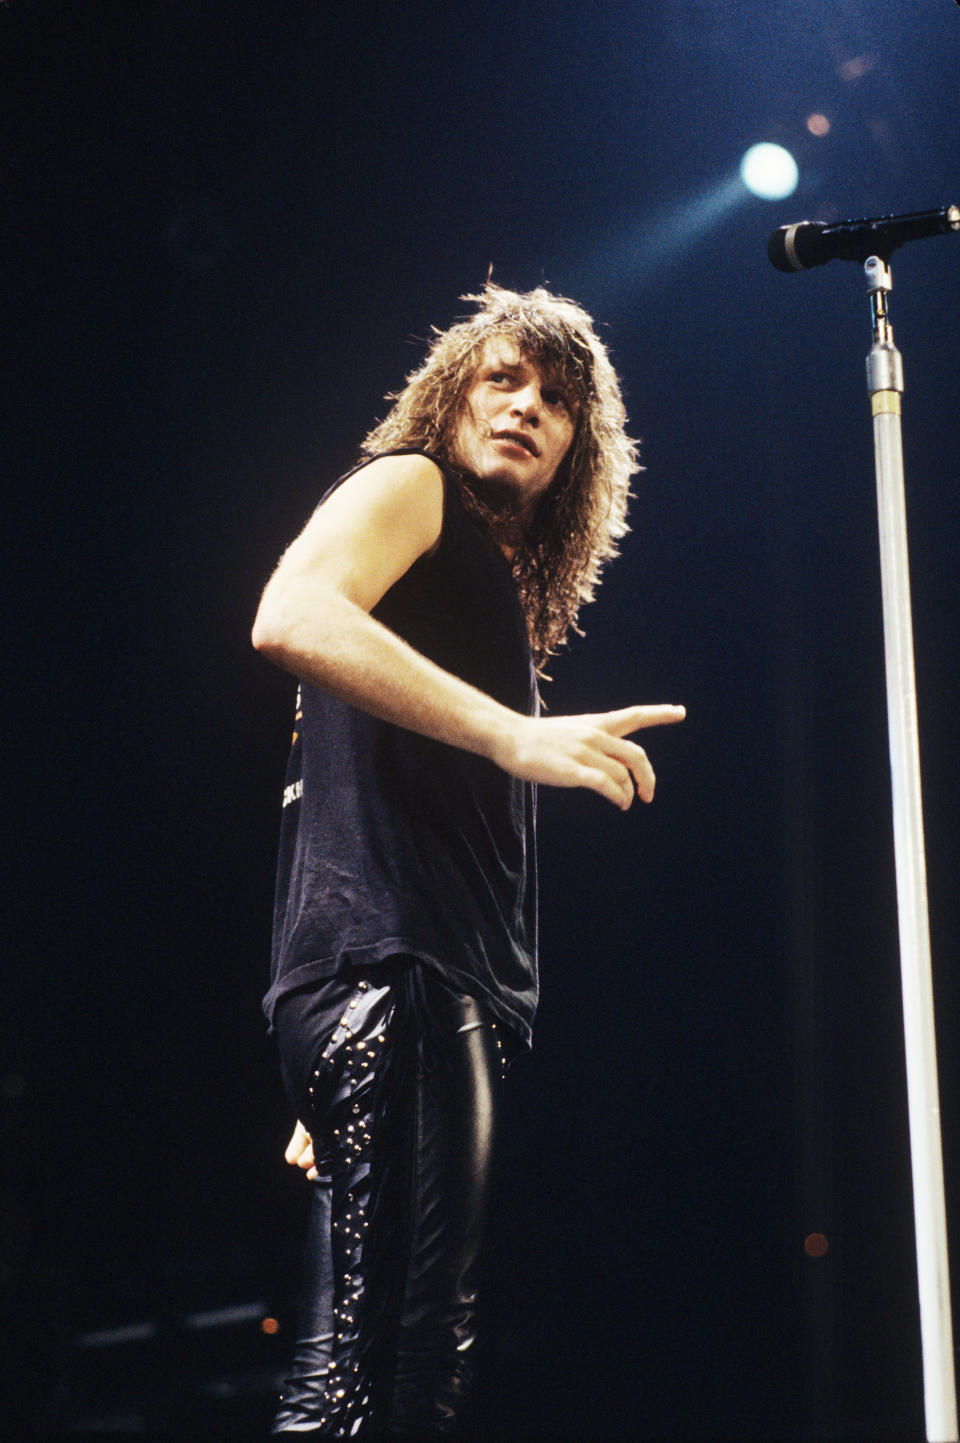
252, 452, 684, 809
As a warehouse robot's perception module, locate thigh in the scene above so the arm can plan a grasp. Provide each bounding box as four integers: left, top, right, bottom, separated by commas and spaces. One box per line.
410, 983, 502, 1265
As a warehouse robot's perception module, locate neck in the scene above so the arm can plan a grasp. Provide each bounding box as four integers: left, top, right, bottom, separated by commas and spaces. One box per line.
453, 467, 535, 563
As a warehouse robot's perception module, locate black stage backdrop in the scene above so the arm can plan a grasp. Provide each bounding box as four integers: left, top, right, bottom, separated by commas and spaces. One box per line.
5, 3, 960, 1438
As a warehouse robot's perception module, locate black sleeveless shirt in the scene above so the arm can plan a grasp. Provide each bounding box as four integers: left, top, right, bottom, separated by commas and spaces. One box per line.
262, 451, 539, 1047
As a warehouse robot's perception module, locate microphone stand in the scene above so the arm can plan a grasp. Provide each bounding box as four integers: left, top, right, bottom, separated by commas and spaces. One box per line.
863, 252, 957, 1443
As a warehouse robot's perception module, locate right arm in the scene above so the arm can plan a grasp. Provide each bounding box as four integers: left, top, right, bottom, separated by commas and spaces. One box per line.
252, 452, 684, 810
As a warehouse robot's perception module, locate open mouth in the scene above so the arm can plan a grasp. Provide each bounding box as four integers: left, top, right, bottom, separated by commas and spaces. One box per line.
492, 430, 539, 457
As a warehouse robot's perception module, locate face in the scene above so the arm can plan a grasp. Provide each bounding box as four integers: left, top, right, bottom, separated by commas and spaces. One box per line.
452, 339, 577, 516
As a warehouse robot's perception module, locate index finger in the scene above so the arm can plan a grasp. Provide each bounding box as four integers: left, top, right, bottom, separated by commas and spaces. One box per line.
599, 704, 686, 737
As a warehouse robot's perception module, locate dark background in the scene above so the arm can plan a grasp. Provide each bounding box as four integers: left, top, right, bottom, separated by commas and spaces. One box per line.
4, 2, 960, 1438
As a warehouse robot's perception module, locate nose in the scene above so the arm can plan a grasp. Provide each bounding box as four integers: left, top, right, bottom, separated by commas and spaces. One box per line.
509, 382, 542, 426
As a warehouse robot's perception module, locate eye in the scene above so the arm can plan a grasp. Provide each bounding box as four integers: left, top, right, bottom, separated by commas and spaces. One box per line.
542, 387, 569, 412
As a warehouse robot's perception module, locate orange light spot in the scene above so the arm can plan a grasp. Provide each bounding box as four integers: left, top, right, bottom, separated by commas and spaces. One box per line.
806, 113, 831, 137
261, 1316, 281, 1335
839, 55, 876, 82
804, 1232, 829, 1258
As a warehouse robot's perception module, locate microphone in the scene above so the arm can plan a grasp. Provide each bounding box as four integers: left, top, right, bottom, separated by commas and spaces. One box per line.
768, 205, 960, 272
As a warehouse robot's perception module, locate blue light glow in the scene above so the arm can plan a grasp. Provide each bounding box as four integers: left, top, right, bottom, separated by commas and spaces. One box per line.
739, 143, 799, 201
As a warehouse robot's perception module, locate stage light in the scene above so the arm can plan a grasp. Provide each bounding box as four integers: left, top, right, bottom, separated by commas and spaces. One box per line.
806, 113, 831, 137
574, 145, 800, 303
739, 143, 799, 202
804, 1232, 829, 1258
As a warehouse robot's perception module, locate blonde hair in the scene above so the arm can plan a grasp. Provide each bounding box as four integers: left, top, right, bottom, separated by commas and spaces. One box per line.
363, 283, 639, 674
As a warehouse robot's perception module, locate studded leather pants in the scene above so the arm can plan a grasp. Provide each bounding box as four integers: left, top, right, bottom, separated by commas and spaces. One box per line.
271, 967, 505, 1438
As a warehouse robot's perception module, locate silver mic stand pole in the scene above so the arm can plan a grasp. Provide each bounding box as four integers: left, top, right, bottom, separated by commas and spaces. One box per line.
864, 251, 957, 1443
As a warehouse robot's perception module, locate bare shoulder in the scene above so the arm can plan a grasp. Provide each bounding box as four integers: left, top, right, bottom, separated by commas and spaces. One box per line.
319, 452, 445, 550
348, 450, 446, 488
335, 451, 446, 509
261, 452, 446, 615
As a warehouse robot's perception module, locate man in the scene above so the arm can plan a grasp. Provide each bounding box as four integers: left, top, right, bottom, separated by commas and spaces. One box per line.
252, 283, 684, 1438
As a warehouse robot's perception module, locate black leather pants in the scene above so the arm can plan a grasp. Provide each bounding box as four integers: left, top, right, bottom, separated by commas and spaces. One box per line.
271, 969, 504, 1438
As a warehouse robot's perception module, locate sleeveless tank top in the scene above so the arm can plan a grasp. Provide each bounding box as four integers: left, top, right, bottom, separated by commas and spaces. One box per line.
262, 451, 539, 1046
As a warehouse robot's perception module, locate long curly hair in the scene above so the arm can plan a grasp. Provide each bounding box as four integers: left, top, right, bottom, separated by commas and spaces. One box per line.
362, 284, 639, 674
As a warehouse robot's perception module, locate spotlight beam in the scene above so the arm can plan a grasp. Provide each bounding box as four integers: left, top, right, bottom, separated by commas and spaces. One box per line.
567, 146, 800, 309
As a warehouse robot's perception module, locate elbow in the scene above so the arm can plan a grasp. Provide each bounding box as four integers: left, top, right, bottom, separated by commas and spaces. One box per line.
251, 595, 288, 660
252, 574, 344, 675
